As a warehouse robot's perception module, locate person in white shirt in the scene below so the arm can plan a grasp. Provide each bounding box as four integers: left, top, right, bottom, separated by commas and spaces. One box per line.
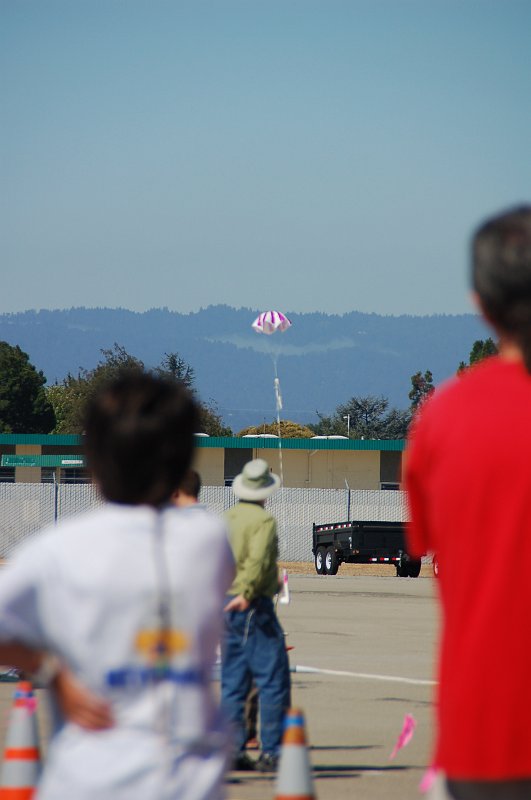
0, 372, 235, 800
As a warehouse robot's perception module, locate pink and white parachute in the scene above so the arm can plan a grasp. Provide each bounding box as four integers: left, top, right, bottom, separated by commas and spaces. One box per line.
251, 310, 292, 335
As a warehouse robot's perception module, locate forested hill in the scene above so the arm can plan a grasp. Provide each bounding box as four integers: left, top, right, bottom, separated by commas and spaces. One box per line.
0, 306, 490, 431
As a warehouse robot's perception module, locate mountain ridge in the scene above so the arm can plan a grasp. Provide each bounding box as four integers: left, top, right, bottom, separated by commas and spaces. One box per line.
0, 305, 490, 432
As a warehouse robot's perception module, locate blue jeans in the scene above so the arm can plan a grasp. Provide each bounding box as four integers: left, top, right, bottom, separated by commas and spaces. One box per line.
221, 596, 291, 757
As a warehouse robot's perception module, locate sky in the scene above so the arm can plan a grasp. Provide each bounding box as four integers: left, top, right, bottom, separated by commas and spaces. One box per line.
2, 0, 531, 318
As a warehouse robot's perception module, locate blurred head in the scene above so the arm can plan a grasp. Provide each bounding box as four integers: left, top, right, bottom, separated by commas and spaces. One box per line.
472, 205, 531, 371
173, 469, 202, 506
84, 372, 199, 506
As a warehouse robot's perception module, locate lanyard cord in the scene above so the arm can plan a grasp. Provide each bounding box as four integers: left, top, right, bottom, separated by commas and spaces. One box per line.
153, 507, 172, 641
151, 507, 228, 766
151, 507, 174, 756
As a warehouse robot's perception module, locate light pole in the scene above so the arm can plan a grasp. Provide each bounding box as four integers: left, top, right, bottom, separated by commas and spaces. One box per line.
343, 414, 351, 438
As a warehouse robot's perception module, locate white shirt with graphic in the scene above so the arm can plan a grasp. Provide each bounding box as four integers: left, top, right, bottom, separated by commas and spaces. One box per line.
0, 503, 235, 800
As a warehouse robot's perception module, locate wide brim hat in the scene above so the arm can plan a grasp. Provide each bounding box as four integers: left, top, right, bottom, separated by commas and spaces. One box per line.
232, 458, 281, 501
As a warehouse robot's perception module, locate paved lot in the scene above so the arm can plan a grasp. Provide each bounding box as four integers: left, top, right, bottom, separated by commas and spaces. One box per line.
0, 572, 439, 800
227, 573, 439, 800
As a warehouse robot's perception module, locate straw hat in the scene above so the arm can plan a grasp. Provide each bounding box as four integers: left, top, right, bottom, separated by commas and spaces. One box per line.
232, 458, 280, 501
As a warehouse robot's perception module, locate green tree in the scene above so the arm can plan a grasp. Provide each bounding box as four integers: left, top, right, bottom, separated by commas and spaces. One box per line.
379, 407, 413, 438
458, 338, 498, 373
409, 370, 435, 410
238, 420, 314, 438
198, 401, 233, 437
339, 396, 389, 437
96, 344, 144, 379
48, 345, 233, 436
46, 381, 83, 433
309, 395, 410, 439
48, 344, 144, 433
155, 352, 231, 435
469, 338, 498, 364
308, 412, 336, 437
0, 341, 56, 433
154, 352, 195, 388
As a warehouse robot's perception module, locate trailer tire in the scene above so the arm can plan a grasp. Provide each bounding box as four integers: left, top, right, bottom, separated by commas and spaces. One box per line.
325, 547, 339, 575
407, 559, 421, 578
396, 555, 410, 578
397, 556, 421, 578
315, 547, 326, 575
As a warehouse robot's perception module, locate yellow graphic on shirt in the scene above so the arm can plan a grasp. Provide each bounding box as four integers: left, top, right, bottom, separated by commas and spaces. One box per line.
135, 628, 190, 667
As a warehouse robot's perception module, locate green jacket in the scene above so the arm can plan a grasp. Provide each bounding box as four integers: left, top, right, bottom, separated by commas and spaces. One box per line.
223, 501, 279, 601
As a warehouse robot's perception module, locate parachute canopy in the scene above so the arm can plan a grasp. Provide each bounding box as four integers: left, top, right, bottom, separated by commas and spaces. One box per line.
251, 310, 292, 335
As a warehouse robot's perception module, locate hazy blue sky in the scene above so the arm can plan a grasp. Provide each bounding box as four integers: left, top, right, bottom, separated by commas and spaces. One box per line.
2, 0, 530, 317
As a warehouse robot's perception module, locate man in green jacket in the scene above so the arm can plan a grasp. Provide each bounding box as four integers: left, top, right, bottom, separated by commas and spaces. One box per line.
221, 459, 291, 773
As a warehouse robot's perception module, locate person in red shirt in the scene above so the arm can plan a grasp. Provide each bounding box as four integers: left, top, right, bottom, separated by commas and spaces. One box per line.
406, 206, 531, 800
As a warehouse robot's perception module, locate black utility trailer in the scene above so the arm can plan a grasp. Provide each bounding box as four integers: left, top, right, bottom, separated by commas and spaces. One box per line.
312, 520, 421, 577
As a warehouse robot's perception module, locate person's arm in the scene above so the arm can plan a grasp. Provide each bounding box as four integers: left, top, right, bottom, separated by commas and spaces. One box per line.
0, 642, 113, 730
224, 517, 277, 612
244, 517, 277, 598
0, 544, 113, 731
224, 569, 284, 609
224, 594, 250, 612
52, 667, 114, 730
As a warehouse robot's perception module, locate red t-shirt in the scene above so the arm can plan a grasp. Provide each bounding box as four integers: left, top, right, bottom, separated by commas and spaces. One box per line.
406, 357, 531, 780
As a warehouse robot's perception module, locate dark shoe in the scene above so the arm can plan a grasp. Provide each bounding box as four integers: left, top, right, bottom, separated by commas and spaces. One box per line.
255, 753, 279, 773
232, 753, 256, 771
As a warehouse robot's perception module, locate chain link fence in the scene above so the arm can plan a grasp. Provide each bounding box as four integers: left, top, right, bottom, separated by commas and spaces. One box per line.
0, 483, 409, 562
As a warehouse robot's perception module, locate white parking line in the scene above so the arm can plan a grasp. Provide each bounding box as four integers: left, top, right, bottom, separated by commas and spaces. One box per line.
291, 664, 436, 686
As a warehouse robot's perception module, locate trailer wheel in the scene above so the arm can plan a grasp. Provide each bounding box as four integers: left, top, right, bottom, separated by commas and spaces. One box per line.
325, 547, 339, 575
315, 547, 326, 575
407, 559, 421, 578
396, 555, 411, 577
396, 558, 408, 577
397, 555, 421, 578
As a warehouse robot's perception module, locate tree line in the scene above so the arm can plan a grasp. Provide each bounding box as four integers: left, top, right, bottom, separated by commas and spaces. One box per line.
0, 338, 498, 438
0, 343, 230, 437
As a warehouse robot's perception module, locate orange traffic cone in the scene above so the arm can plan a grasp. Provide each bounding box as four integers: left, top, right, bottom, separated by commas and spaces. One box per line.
0, 681, 41, 799
274, 708, 315, 800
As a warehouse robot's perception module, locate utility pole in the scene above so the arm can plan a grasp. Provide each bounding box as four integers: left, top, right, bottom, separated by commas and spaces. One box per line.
343, 414, 351, 438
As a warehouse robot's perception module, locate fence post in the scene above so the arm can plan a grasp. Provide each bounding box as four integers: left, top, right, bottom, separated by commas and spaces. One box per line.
344, 479, 351, 521
53, 473, 59, 525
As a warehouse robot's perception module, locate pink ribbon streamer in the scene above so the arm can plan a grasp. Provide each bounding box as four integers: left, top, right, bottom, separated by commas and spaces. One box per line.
419, 766, 438, 793
390, 713, 416, 759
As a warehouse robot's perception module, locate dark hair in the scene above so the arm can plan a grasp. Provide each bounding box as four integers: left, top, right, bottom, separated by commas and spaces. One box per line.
84, 372, 199, 506
178, 469, 202, 499
472, 205, 531, 372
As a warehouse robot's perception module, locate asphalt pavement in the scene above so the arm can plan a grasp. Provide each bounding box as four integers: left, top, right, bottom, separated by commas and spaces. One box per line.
227, 572, 439, 800
0, 572, 439, 800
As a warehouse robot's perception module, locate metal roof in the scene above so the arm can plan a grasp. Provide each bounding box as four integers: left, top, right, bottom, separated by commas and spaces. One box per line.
192, 436, 405, 451
0, 433, 405, 452
0, 434, 81, 446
